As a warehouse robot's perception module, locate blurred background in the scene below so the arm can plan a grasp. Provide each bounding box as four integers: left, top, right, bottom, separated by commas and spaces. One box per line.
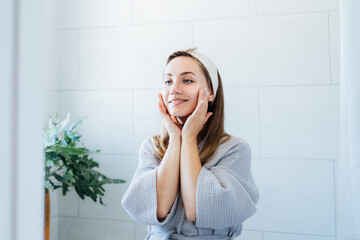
42, 0, 340, 240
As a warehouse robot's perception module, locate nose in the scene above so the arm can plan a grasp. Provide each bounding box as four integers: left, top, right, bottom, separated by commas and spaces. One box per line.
170, 80, 182, 95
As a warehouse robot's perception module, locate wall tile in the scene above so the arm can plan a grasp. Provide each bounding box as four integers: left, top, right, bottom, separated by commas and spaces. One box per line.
79, 154, 138, 221
56, 90, 133, 154
235, 230, 263, 240
50, 216, 58, 240
134, 89, 162, 153
329, 11, 340, 84
43, 0, 59, 28
43, 29, 59, 90
246, 158, 336, 235
260, 86, 339, 159
58, 217, 134, 240
194, 13, 330, 87
56, 190, 79, 217
44, 29, 78, 90
78, 23, 192, 90
224, 87, 260, 157
43, 90, 59, 122
49, 1, 340, 239
59, 30, 78, 90
49, 187, 59, 218
257, 0, 339, 15
264, 232, 336, 240
135, 222, 148, 240
133, 0, 256, 24
59, 0, 132, 28
334, 161, 339, 237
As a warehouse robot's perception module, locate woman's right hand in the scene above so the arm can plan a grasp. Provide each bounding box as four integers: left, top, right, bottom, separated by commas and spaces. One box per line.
157, 93, 182, 138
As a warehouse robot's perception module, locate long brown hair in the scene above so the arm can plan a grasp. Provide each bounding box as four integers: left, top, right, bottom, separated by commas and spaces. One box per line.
152, 50, 231, 165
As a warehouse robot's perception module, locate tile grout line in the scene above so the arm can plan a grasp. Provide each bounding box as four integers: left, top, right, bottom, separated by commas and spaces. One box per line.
58, 26, 61, 90
57, 214, 137, 223
248, 229, 337, 238
132, 89, 135, 155
191, 21, 194, 47
55, 10, 337, 31
133, 221, 136, 240
258, 87, 261, 158
77, 29, 80, 90
255, 0, 258, 16
77, 194, 80, 217
333, 160, 338, 237
255, 157, 338, 161
131, 0, 134, 25
44, 83, 340, 93
327, 11, 333, 85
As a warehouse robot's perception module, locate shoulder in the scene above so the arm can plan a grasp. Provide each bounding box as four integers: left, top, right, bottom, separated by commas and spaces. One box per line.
138, 136, 159, 163
206, 135, 251, 168
139, 136, 154, 153
220, 135, 251, 155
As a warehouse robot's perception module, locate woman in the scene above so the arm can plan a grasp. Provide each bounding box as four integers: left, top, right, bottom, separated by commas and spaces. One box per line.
122, 48, 260, 239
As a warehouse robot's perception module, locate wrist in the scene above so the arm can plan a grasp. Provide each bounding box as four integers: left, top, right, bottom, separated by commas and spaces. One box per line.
181, 135, 197, 143
169, 134, 181, 143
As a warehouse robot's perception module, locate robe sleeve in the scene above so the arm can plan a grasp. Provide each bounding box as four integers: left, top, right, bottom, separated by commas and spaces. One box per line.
195, 140, 260, 229
121, 138, 179, 226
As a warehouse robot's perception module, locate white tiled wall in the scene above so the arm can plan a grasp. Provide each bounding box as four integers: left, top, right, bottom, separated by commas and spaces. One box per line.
43, 0, 340, 239
194, 13, 331, 87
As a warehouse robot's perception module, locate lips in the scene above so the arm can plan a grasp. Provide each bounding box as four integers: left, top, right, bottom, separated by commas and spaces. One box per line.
168, 98, 188, 104
168, 98, 188, 107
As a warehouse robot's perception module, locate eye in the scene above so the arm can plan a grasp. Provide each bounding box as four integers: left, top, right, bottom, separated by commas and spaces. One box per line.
184, 79, 193, 83
164, 80, 172, 85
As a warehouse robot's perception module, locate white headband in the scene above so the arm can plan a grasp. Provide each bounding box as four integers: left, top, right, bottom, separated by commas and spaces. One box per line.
184, 47, 219, 100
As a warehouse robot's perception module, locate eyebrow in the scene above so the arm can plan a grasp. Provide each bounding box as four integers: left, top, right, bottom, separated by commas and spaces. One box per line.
163, 72, 196, 77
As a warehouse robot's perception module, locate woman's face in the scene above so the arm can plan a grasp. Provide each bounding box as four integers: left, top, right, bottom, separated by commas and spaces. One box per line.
162, 56, 214, 118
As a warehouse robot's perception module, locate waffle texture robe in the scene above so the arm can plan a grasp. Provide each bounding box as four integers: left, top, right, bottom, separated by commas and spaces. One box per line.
121, 136, 260, 240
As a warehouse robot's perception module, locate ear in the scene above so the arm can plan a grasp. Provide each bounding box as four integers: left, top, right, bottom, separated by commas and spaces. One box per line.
208, 94, 214, 102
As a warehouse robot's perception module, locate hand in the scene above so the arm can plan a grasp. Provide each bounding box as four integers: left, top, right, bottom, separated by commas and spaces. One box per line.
157, 93, 182, 138
182, 88, 213, 140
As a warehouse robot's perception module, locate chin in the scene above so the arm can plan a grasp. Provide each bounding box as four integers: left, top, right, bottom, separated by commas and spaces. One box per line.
169, 110, 192, 118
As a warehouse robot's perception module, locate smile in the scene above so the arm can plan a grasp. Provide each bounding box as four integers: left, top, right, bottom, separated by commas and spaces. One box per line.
170, 100, 188, 106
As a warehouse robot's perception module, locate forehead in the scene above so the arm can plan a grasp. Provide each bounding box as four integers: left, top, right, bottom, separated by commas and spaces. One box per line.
164, 56, 203, 76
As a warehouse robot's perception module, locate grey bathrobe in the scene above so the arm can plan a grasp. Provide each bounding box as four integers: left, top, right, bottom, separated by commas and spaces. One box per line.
121, 136, 260, 240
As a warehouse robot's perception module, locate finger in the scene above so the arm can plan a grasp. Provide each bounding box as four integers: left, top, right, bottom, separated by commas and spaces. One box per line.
158, 93, 168, 114
157, 99, 168, 117
157, 102, 166, 116
192, 99, 207, 116
197, 89, 207, 109
176, 117, 184, 125
158, 93, 165, 106
171, 116, 177, 122
197, 89, 204, 104
206, 88, 211, 101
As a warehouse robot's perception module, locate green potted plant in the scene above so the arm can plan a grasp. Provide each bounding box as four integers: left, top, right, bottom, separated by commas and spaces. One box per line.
43, 113, 125, 240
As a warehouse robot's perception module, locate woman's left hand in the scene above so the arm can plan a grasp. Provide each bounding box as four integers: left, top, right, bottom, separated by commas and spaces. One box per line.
182, 88, 213, 139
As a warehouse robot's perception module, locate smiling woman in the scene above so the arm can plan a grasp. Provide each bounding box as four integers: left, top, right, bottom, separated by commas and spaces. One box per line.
121, 48, 260, 240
